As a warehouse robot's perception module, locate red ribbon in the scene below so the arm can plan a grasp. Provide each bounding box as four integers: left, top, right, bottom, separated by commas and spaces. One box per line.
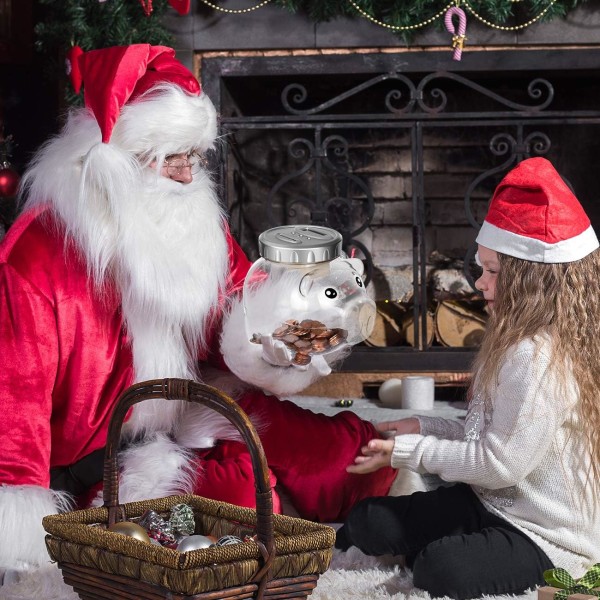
139, 0, 153, 16
168, 0, 191, 15
66, 45, 84, 94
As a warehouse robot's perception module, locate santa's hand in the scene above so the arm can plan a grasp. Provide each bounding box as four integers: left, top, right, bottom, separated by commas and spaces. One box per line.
309, 354, 332, 377
260, 336, 332, 376
346, 438, 394, 474
376, 418, 420, 437
260, 335, 295, 367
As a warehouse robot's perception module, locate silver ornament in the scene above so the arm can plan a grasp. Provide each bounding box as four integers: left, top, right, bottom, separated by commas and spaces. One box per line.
215, 534, 243, 547
176, 534, 215, 551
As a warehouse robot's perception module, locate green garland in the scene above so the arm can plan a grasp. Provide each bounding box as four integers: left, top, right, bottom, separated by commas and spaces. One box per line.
274, 0, 583, 30
34, 0, 588, 105
35, 0, 173, 104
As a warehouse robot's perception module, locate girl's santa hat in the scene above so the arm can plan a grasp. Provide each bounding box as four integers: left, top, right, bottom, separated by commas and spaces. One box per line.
476, 157, 599, 263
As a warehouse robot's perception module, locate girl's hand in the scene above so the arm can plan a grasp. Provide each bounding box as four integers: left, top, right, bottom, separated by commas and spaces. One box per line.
346, 438, 395, 474
376, 417, 420, 437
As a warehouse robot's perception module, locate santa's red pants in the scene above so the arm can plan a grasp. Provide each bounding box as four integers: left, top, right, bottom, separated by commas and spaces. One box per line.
192, 390, 397, 523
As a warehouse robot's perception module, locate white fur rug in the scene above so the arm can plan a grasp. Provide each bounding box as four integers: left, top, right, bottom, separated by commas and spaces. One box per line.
0, 547, 539, 600
0, 470, 538, 600
0, 398, 537, 600
311, 546, 538, 600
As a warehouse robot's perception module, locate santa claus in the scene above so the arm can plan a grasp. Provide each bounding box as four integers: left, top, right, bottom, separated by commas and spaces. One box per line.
0, 44, 396, 586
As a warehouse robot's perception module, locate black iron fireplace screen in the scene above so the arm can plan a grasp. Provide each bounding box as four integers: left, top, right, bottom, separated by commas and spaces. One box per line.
202, 49, 600, 372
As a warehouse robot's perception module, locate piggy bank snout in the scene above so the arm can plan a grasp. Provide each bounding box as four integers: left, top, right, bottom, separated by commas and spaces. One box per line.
344, 296, 376, 344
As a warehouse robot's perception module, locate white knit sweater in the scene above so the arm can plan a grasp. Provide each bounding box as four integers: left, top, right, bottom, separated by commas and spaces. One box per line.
391, 336, 600, 577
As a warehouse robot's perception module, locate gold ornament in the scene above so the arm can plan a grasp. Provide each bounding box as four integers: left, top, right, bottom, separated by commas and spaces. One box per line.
108, 521, 152, 543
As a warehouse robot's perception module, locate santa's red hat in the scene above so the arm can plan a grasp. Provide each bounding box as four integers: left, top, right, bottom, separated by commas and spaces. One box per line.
76, 44, 215, 154
79, 45, 199, 143
476, 157, 599, 263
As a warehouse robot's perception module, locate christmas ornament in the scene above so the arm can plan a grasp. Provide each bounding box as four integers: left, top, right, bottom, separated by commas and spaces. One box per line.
139, 0, 153, 16
66, 45, 84, 94
0, 167, 20, 198
168, 0, 190, 15
138, 509, 176, 547
176, 534, 215, 551
215, 534, 243, 546
169, 503, 195, 536
108, 521, 152, 543
445, 5, 467, 61
0, 134, 20, 198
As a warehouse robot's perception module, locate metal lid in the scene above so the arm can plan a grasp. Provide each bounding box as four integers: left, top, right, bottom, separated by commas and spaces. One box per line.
258, 225, 343, 264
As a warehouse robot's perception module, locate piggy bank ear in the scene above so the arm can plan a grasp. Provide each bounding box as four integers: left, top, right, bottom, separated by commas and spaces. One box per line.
332, 257, 365, 277
299, 273, 314, 297
330, 257, 365, 276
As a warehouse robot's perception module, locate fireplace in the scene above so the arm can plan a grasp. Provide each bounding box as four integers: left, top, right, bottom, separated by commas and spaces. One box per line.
199, 48, 600, 376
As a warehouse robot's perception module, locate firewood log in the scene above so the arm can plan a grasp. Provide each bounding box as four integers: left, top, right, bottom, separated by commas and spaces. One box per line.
435, 300, 487, 347
401, 310, 435, 348
431, 268, 480, 301
364, 301, 404, 347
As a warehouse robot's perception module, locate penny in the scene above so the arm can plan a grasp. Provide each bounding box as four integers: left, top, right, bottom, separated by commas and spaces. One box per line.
294, 339, 312, 349
273, 325, 291, 337
291, 328, 309, 336
292, 352, 311, 365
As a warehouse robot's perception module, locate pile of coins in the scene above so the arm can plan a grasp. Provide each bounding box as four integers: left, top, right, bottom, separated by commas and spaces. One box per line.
253, 319, 347, 366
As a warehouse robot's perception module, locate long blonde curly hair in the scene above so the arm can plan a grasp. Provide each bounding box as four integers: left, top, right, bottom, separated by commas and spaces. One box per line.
470, 248, 600, 489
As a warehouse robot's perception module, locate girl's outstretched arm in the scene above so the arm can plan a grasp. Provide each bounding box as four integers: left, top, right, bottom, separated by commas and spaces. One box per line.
346, 438, 395, 474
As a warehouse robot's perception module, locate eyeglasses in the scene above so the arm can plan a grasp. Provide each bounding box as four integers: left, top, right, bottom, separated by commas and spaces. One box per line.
163, 152, 207, 176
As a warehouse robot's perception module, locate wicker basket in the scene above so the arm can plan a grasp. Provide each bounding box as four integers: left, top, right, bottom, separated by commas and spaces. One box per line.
43, 378, 336, 599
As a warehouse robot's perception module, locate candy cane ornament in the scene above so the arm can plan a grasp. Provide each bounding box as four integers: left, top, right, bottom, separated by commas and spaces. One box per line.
445, 5, 468, 61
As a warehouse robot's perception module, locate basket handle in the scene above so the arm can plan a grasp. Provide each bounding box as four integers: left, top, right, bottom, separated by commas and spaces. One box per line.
103, 378, 275, 593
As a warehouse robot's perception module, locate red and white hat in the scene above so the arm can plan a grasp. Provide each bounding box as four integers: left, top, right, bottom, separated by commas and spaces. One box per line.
476, 157, 599, 263
77, 44, 216, 154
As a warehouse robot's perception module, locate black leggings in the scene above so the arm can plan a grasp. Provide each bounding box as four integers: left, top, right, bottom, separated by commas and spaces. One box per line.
335, 483, 553, 600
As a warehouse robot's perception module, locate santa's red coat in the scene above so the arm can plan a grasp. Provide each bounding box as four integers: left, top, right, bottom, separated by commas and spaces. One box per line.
0, 206, 395, 525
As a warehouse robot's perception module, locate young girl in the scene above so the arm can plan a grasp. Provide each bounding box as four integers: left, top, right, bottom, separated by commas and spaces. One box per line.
335, 157, 600, 600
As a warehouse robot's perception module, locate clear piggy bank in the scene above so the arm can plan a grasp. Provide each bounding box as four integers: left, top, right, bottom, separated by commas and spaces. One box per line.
243, 225, 376, 367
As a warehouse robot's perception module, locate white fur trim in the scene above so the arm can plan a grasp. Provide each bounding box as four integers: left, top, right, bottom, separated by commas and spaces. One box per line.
220, 296, 325, 396
476, 220, 599, 263
173, 399, 240, 449
91, 434, 196, 505
0, 485, 72, 571
112, 84, 217, 157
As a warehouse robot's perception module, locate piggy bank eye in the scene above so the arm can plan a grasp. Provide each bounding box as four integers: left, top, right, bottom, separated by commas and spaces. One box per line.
325, 288, 338, 299
355, 276, 364, 288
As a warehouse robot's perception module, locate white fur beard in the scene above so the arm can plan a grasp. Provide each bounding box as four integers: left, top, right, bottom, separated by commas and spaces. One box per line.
114, 173, 229, 436
116, 171, 227, 339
